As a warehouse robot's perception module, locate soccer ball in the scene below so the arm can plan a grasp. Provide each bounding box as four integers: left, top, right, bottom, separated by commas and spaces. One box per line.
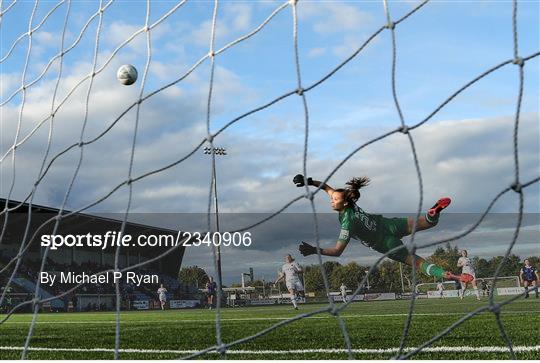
116, 64, 138, 85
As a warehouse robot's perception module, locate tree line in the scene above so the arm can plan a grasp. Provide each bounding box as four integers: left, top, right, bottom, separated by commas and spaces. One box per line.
302, 244, 538, 294
178, 244, 538, 295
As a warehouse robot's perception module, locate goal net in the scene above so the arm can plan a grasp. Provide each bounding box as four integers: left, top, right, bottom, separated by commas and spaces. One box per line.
0, 0, 538, 360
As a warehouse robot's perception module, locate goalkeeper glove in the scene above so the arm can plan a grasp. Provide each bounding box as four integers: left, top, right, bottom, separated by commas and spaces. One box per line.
299, 241, 317, 256
293, 174, 314, 187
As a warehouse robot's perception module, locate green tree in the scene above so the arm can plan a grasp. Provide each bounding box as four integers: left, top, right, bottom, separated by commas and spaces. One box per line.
526, 256, 540, 267
330, 262, 365, 291
303, 265, 325, 295
322, 261, 341, 279
297, 247, 538, 294
430, 243, 460, 273
488, 254, 521, 277
475, 257, 491, 277
372, 260, 403, 292
178, 265, 208, 288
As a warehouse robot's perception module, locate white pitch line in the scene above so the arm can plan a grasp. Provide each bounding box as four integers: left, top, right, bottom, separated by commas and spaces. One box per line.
0, 345, 539, 355
2, 310, 539, 324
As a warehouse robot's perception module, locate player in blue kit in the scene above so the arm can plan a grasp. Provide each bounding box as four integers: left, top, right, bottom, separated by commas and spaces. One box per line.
206, 276, 218, 309
520, 259, 539, 298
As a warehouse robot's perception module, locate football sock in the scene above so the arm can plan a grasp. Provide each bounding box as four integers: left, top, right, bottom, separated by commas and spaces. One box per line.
425, 212, 439, 225
417, 260, 445, 279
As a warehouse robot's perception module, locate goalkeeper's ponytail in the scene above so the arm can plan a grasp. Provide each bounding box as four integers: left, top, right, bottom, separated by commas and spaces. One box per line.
336, 176, 370, 205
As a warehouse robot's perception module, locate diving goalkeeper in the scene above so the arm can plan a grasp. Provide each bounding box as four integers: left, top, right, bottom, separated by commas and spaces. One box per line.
294, 174, 470, 283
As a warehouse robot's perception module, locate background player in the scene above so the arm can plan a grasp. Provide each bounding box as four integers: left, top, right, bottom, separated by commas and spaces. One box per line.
436, 281, 444, 298
520, 259, 539, 298
157, 283, 167, 310
340, 283, 348, 303
457, 250, 480, 301
274, 254, 304, 310
454, 280, 462, 298
480, 279, 489, 297
206, 276, 217, 310
293, 174, 467, 283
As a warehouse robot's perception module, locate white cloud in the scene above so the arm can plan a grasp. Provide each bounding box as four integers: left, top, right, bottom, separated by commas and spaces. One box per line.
150, 60, 188, 82
0, 73, 24, 105
300, 2, 373, 35
331, 34, 365, 58
140, 184, 208, 199
185, 3, 254, 49
102, 21, 173, 56
297, 2, 377, 60
2, 38, 539, 217
223, 3, 253, 32
105, 21, 145, 51
0, 42, 260, 212
307, 47, 326, 58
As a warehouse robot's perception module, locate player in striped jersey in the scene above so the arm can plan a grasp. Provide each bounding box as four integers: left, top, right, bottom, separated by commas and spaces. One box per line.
520, 259, 539, 298
457, 250, 480, 300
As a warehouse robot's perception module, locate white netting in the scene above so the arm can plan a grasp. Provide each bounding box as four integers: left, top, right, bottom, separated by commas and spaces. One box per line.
0, 0, 539, 360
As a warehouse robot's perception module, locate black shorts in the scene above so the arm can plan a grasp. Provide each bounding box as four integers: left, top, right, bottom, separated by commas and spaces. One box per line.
523, 279, 537, 283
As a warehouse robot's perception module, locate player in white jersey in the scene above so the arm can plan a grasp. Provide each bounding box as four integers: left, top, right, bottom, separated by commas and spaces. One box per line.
436, 281, 444, 298
157, 283, 168, 310
457, 250, 480, 300
340, 283, 348, 303
274, 254, 304, 309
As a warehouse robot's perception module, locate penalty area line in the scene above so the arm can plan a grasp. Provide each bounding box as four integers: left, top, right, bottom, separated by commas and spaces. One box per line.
1, 345, 539, 355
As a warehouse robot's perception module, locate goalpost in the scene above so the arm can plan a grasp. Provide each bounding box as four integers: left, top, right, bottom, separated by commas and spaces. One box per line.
0, 0, 538, 360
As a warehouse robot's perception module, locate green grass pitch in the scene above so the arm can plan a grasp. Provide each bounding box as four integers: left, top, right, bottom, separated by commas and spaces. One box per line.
1, 296, 539, 359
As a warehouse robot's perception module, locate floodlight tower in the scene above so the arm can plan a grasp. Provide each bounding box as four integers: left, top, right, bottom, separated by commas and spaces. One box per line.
241, 267, 254, 289
365, 269, 371, 290
399, 262, 405, 293
203, 146, 227, 291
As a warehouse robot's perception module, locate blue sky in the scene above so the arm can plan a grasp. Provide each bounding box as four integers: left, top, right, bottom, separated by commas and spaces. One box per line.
1, 0, 538, 283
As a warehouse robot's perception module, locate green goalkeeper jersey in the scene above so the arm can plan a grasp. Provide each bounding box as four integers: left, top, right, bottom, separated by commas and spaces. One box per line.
337, 205, 384, 246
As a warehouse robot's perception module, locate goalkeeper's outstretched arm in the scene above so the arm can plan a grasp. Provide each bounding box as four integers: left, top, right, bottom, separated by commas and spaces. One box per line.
311, 179, 335, 197
292, 174, 335, 197
299, 241, 347, 257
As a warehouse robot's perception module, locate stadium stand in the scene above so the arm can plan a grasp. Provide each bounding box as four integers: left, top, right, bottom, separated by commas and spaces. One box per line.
0, 198, 196, 312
